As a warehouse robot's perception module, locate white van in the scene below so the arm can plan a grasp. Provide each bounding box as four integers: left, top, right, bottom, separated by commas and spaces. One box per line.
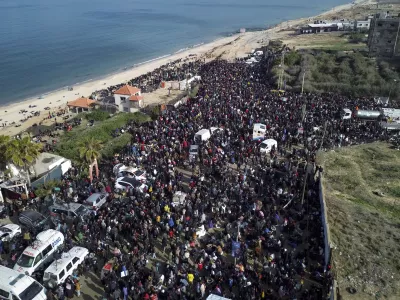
14, 229, 64, 275
194, 129, 211, 142
259, 139, 278, 154
0, 266, 47, 300
253, 123, 266, 140
43, 246, 89, 289
342, 108, 352, 120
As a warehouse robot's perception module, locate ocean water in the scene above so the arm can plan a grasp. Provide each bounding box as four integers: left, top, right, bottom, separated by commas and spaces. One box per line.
0, 0, 350, 104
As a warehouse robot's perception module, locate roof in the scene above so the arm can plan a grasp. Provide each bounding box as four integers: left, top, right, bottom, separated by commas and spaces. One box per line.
129, 95, 143, 101
85, 193, 106, 203
0, 267, 39, 294
306, 23, 337, 28
114, 85, 141, 96
45, 247, 88, 274
33, 152, 69, 178
67, 97, 96, 108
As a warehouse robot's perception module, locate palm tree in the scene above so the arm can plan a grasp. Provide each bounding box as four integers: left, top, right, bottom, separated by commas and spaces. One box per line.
0, 135, 11, 166
5, 136, 43, 186
78, 138, 103, 182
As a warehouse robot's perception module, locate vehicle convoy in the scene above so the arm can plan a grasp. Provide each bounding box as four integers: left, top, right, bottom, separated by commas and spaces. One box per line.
14, 229, 64, 275
43, 246, 89, 289
0, 265, 47, 300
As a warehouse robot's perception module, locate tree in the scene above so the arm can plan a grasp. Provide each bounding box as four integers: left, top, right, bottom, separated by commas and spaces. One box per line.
78, 138, 103, 182
5, 137, 43, 186
0, 135, 10, 162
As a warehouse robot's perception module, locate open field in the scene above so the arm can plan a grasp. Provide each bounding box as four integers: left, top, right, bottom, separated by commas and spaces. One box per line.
317, 142, 400, 300
280, 32, 367, 51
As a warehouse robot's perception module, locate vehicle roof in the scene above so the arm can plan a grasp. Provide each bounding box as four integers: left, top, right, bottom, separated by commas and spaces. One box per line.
343, 108, 352, 113
195, 129, 210, 135
20, 230, 64, 256
190, 145, 199, 149
0, 266, 38, 293
85, 193, 105, 202
19, 210, 44, 220
0, 224, 20, 231
49, 202, 84, 212
254, 123, 266, 127
45, 247, 88, 274
117, 177, 142, 187
261, 139, 277, 144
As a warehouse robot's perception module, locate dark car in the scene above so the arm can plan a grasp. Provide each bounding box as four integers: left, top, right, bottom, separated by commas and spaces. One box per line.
18, 210, 51, 233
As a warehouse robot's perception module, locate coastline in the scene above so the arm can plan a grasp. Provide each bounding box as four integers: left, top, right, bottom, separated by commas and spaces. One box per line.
0, 0, 371, 137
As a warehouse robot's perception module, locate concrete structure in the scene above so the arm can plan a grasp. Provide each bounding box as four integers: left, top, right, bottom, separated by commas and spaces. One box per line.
354, 19, 371, 31
67, 97, 96, 113
113, 85, 143, 112
368, 13, 400, 58
299, 23, 339, 34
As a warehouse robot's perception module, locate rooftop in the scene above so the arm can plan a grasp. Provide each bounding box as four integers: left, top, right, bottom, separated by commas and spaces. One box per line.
67, 97, 96, 108
114, 85, 141, 96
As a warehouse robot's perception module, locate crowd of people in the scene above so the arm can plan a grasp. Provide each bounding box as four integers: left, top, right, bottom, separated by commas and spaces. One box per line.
2, 56, 400, 300
94, 57, 204, 100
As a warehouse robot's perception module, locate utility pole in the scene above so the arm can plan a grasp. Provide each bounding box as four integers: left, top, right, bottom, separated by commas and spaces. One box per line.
392, 19, 400, 58
301, 71, 306, 94
301, 163, 308, 206
319, 120, 328, 150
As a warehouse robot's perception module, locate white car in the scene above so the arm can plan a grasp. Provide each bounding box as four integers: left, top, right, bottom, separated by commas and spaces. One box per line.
196, 225, 207, 238
115, 177, 148, 194
0, 224, 21, 242
84, 193, 108, 210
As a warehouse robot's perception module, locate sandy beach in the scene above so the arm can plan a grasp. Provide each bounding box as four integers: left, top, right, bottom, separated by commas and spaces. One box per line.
0, 0, 372, 137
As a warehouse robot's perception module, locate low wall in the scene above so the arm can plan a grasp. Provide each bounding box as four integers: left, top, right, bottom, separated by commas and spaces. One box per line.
319, 174, 335, 300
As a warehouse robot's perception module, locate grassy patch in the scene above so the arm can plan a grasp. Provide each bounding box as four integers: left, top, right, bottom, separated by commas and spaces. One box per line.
319, 142, 400, 299
55, 112, 150, 162
271, 47, 400, 97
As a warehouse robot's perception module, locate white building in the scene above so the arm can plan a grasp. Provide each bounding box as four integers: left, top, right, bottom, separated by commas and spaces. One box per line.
113, 85, 143, 112
354, 19, 371, 31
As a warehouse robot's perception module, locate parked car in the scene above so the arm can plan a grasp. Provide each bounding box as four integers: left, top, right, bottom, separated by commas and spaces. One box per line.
48, 203, 89, 224
84, 193, 108, 210
18, 211, 50, 234
0, 224, 21, 242
115, 177, 148, 194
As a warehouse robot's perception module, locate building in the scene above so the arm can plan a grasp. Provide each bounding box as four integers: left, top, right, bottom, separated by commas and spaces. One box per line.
354, 19, 371, 31
113, 85, 144, 112
67, 97, 96, 113
299, 23, 339, 34
368, 13, 400, 58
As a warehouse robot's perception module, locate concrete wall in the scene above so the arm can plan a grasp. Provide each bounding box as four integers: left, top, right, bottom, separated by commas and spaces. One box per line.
319, 176, 332, 269
319, 175, 335, 300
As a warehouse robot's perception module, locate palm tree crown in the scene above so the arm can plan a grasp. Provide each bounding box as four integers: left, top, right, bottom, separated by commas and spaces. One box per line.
78, 138, 103, 164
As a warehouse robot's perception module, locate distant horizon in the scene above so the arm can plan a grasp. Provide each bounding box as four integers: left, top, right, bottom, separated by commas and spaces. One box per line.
0, 0, 350, 105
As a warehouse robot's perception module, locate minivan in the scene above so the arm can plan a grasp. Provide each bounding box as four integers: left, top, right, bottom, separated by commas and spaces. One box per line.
14, 229, 65, 275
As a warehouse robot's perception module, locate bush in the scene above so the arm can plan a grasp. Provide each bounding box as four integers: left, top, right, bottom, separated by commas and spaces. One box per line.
55, 112, 151, 161
348, 33, 366, 43
85, 110, 110, 121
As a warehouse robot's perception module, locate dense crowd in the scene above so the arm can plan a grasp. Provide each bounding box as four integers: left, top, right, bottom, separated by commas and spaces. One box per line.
94, 57, 204, 100
3, 57, 399, 300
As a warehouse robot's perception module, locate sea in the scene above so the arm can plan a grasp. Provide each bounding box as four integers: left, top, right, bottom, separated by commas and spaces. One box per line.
0, 0, 350, 105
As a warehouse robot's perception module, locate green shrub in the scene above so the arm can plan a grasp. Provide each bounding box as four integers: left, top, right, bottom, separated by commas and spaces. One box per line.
85, 110, 110, 121
55, 112, 150, 162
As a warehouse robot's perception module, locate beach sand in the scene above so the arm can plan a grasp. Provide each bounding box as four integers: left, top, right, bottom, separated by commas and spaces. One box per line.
0, 0, 373, 137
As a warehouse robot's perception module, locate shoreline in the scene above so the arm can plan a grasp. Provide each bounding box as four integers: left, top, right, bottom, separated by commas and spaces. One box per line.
0, 0, 371, 137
